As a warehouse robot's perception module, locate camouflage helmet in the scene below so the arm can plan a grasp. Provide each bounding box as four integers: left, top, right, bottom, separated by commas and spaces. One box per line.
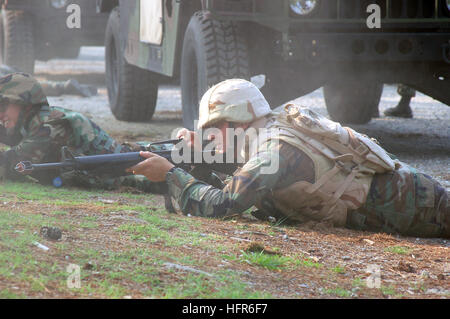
0, 73, 48, 108
197, 79, 271, 129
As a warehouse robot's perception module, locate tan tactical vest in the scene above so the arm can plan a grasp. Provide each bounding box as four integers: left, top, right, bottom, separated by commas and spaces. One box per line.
255, 104, 396, 227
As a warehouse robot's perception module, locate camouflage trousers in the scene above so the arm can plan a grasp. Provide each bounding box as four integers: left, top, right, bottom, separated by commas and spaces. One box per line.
397, 84, 416, 98
347, 163, 449, 238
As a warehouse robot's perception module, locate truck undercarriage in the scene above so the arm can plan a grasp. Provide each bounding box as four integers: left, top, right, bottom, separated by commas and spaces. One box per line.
99, 0, 450, 127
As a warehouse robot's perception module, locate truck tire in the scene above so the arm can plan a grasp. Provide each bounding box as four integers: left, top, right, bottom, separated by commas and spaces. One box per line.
0, 10, 35, 74
105, 8, 158, 122
181, 11, 249, 130
324, 81, 383, 124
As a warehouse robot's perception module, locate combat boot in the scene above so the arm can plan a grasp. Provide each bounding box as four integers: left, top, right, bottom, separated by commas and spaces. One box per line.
384, 97, 413, 118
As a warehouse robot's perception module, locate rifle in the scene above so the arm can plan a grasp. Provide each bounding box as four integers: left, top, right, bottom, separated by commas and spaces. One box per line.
14, 139, 238, 179
14, 139, 238, 213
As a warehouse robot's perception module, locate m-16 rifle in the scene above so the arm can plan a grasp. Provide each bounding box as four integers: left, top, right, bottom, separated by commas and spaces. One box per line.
14, 139, 237, 213
14, 139, 238, 179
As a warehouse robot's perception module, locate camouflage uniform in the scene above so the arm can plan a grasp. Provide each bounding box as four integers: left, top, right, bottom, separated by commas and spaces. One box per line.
165, 101, 448, 238
349, 165, 448, 238
166, 140, 448, 238
0, 73, 164, 193
163, 79, 449, 238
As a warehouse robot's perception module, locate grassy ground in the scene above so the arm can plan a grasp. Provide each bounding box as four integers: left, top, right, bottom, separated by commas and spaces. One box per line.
0, 181, 449, 299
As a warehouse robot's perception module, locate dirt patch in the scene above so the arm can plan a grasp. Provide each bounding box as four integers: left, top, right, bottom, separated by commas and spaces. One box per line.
0, 191, 449, 299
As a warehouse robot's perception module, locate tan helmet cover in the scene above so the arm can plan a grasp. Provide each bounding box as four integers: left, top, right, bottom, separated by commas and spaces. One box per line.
197, 79, 271, 129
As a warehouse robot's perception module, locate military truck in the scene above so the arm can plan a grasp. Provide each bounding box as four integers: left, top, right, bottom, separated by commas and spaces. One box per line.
0, 0, 109, 74
98, 0, 450, 128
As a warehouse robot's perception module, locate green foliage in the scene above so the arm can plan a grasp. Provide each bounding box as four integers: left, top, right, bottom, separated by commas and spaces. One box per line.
161, 272, 272, 299
380, 285, 400, 297
384, 246, 412, 255
0, 289, 24, 299
331, 265, 346, 274
324, 287, 352, 298
294, 256, 323, 269
240, 251, 292, 270
352, 277, 366, 288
